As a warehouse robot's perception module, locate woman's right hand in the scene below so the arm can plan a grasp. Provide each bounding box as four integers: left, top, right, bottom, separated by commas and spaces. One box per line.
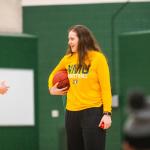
49, 82, 68, 95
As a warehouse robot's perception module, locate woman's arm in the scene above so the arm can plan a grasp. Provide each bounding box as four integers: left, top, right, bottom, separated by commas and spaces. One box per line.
48, 55, 68, 95
49, 82, 68, 95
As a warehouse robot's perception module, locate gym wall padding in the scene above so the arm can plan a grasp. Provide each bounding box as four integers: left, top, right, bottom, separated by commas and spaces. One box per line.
0, 34, 38, 150
119, 30, 150, 121
23, 2, 150, 150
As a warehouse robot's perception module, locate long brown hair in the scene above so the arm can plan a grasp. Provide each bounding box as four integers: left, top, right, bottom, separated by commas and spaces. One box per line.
66, 25, 101, 70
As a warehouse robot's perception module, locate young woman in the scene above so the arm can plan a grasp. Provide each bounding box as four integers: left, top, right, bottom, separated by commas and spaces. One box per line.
48, 25, 112, 150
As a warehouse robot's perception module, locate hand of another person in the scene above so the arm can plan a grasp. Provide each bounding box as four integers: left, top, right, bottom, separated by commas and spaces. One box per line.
49, 82, 68, 95
0, 81, 9, 95
99, 114, 112, 129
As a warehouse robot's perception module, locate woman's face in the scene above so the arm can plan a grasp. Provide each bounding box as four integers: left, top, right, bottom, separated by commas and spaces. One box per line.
68, 30, 79, 53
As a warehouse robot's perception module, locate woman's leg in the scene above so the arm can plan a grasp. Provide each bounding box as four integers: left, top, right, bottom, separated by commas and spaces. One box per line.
81, 107, 106, 150
65, 110, 84, 150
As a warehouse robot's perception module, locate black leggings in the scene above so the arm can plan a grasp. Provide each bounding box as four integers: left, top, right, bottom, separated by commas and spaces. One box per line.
65, 107, 106, 150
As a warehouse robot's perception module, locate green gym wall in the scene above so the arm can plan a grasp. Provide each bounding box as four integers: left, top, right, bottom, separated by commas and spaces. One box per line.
0, 34, 38, 150
23, 2, 150, 150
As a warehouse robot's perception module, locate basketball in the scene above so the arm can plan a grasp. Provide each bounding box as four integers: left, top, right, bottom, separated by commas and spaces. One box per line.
52, 70, 70, 89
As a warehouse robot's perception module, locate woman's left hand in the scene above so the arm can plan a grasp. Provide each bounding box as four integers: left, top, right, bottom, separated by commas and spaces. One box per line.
99, 115, 112, 129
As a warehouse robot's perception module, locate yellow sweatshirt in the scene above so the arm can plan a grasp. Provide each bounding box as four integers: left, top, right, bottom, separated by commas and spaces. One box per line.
48, 50, 112, 112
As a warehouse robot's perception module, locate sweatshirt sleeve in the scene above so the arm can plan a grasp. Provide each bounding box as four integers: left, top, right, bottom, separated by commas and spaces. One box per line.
48, 56, 67, 88
96, 53, 112, 112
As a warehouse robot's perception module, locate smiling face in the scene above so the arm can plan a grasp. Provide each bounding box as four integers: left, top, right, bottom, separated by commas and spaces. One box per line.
68, 30, 79, 53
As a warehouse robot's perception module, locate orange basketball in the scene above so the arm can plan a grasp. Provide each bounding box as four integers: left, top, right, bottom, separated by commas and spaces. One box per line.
52, 70, 70, 89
